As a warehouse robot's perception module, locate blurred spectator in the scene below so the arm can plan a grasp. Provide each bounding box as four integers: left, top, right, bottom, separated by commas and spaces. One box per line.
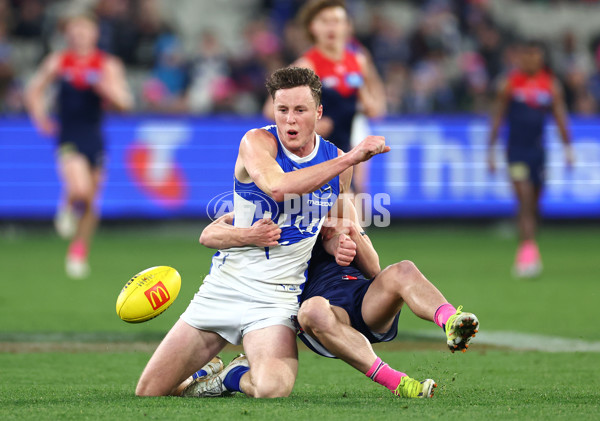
187, 30, 235, 113
0, 19, 16, 111
364, 12, 410, 78
11, 0, 44, 39
141, 34, 189, 113
407, 47, 455, 113
95, 0, 138, 64
589, 46, 600, 111
132, 0, 173, 68
2, 0, 600, 115
230, 18, 284, 114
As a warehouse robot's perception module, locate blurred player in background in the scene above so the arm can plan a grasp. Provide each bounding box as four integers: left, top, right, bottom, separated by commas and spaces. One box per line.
25, 12, 132, 279
264, 0, 386, 195
135, 67, 389, 398
488, 40, 574, 278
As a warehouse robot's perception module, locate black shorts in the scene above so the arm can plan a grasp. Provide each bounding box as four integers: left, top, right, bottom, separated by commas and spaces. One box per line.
296, 271, 400, 358
507, 149, 545, 187
58, 129, 105, 168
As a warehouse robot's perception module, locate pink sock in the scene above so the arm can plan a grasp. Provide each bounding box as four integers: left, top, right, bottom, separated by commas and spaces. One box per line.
68, 239, 87, 259
434, 303, 456, 329
365, 357, 407, 392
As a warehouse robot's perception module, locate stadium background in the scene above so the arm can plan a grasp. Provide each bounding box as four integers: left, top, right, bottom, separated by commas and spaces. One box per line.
1, 1, 599, 419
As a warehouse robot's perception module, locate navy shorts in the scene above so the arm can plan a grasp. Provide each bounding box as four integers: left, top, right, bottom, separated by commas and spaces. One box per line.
296, 272, 400, 358
507, 149, 545, 187
58, 129, 105, 168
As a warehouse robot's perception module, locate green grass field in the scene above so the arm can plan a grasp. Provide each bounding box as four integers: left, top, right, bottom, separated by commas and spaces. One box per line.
1, 222, 599, 420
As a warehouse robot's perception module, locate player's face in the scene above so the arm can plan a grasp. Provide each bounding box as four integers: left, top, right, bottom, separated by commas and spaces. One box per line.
273, 86, 323, 156
520, 46, 544, 74
310, 6, 349, 48
65, 18, 99, 52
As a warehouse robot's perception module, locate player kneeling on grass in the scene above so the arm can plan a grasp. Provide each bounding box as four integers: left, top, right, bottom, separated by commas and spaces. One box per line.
182, 198, 479, 399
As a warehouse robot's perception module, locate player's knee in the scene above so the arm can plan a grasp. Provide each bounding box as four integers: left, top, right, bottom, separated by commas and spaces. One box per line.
135, 373, 173, 397
68, 186, 93, 204
391, 260, 418, 278
251, 377, 294, 398
135, 379, 159, 397
297, 296, 335, 334
388, 260, 419, 289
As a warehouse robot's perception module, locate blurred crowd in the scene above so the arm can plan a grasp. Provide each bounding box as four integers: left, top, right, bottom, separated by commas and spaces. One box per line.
2, 0, 600, 115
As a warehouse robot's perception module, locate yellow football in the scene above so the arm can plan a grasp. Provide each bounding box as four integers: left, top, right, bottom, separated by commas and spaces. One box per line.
116, 266, 181, 323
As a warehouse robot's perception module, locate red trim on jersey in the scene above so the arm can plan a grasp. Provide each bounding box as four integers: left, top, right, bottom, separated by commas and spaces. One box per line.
304, 47, 363, 97
58, 50, 106, 90
507, 69, 553, 108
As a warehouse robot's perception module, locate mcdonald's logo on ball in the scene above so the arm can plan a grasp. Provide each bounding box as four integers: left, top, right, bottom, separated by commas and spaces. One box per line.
116, 266, 181, 323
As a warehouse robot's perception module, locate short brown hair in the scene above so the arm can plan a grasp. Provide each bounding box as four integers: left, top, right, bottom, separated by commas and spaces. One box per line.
266, 67, 322, 106
299, 0, 347, 44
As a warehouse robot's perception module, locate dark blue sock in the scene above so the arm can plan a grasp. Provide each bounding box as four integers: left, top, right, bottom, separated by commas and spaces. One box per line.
223, 366, 249, 393
192, 369, 207, 380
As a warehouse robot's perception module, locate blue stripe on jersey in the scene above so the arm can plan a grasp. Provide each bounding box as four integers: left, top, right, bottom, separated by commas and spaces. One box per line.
234, 125, 340, 247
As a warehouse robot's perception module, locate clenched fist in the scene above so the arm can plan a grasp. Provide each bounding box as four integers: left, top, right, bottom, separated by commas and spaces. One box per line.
347, 135, 390, 165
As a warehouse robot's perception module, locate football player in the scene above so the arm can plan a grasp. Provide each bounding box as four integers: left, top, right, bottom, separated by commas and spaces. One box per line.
25, 12, 132, 279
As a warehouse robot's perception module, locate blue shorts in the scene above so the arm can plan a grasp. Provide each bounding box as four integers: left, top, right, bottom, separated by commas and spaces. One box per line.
296, 271, 400, 358
507, 149, 545, 187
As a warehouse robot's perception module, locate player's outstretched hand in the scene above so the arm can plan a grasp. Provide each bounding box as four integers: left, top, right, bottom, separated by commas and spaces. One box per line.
348, 135, 390, 165
333, 234, 357, 267
249, 218, 281, 247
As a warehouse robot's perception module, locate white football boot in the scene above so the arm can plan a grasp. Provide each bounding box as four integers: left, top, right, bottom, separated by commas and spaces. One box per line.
174, 356, 224, 396
182, 354, 248, 397
54, 205, 78, 239
65, 254, 90, 279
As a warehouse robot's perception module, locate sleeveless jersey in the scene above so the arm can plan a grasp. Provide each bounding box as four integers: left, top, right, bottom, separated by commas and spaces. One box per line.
506, 69, 553, 152
56, 50, 105, 146
304, 47, 363, 152
208, 125, 340, 303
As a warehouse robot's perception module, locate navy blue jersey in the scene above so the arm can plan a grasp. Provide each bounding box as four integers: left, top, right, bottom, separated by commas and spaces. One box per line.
506, 69, 553, 154
56, 50, 105, 164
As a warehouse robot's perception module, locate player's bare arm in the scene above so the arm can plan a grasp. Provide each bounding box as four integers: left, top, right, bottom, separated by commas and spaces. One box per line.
356, 50, 386, 119
94, 56, 133, 112
199, 213, 281, 249
487, 77, 510, 172
25, 52, 60, 136
550, 78, 574, 167
236, 128, 388, 202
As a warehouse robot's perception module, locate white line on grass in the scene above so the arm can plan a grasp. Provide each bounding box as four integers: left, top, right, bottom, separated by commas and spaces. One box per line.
410, 330, 600, 352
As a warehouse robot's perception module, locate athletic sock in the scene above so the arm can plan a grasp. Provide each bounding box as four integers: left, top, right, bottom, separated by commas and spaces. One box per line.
365, 357, 407, 392
68, 239, 87, 259
223, 366, 249, 393
434, 303, 457, 330
192, 369, 208, 380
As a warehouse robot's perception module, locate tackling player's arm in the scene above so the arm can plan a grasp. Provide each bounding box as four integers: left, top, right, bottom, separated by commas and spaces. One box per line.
321, 159, 381, 278
199, 213, 281, 249
95, 56, 134, 112
487, 77, 511, 172
237, 128, 389, 202
25, 52, 60, 137
550, 78, 574, 167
